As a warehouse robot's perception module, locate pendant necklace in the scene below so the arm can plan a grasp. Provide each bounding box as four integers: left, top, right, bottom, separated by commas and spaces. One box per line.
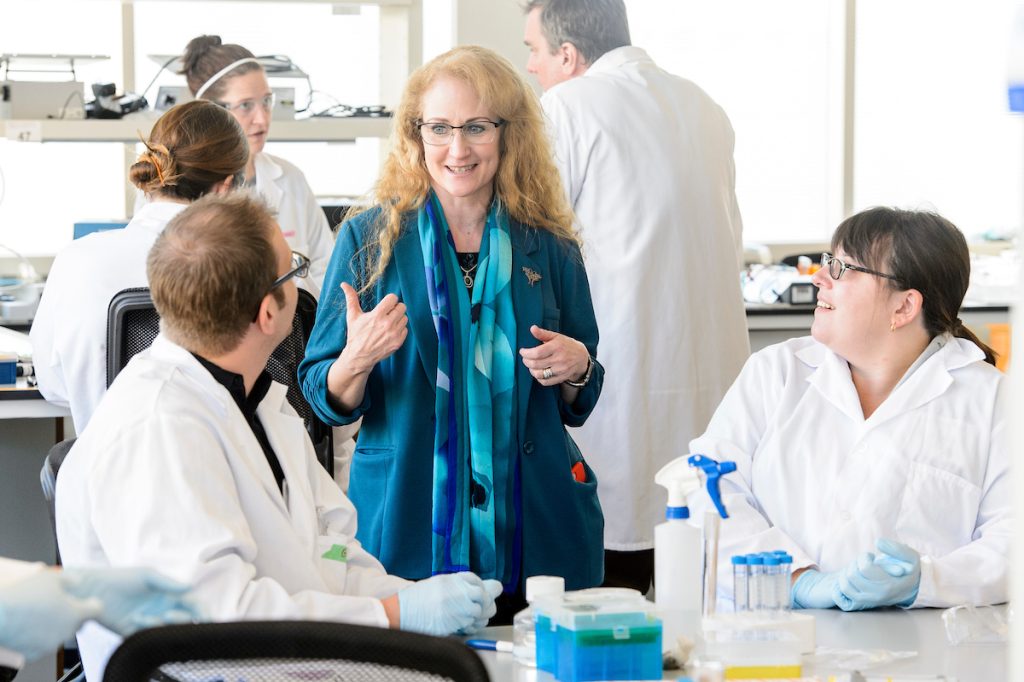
457, 252, 479, 289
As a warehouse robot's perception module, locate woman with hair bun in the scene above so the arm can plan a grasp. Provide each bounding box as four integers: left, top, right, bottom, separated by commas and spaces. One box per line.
177, 34, 335, 298
31, 100, 247, 433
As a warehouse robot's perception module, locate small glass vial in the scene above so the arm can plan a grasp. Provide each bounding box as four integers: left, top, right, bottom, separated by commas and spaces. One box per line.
512, 575, 565, 666
731, 555, 749, 613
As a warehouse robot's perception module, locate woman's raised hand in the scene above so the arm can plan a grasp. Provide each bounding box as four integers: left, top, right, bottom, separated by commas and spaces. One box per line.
339, 282, 409, 374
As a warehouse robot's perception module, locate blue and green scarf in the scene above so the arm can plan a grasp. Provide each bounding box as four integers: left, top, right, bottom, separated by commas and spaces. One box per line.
418, 191, 519, 589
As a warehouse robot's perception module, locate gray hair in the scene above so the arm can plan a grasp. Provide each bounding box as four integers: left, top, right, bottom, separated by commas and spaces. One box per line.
526, 0, 631, 64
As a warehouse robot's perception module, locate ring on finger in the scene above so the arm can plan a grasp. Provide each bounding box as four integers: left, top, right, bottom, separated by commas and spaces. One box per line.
542, 367, 554, 380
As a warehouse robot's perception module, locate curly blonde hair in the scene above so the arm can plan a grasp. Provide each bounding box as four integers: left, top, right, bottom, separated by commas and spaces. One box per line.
350, 45, 578, 287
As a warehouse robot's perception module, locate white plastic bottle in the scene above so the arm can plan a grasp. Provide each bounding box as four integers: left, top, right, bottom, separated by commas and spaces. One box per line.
653, 459, 703, 652
1009, 5, 1024, 112
512, 575, 565, 666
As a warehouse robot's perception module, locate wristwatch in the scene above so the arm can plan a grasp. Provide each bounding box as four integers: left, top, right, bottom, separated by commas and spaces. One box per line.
564, 356, 594, 388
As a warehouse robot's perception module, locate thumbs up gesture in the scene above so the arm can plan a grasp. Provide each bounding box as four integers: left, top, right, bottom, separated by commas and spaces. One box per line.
338, 282, 409, 374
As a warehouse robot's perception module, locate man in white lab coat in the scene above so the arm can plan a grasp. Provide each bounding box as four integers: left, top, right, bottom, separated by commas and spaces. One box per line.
523, 0, 750, 590
56, 194, 501, 681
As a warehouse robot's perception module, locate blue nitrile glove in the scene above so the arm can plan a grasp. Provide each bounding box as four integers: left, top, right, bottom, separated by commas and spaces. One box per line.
790, 568, 840, 609
62, 567, 200, 635
835, 538, 920, 611
398, 572, 503, 636
462, 579, 504, 635
0, 569, 102, 661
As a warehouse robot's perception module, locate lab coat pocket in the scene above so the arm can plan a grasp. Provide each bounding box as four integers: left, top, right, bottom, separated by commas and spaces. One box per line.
895, 460, 981, 558
316, 533, 350, 593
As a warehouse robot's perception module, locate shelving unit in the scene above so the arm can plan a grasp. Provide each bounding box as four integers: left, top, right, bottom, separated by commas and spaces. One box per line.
0, 115, 393, 143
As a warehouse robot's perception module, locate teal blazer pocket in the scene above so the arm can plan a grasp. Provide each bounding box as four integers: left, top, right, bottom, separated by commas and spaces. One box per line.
350, 445, 396, 558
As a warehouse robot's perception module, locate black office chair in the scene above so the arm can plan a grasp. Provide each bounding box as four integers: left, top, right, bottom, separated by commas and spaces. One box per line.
105, 287, 333, 476
39, 437, 85, 681
39, 437, 77, 565
103, 621, 490, 682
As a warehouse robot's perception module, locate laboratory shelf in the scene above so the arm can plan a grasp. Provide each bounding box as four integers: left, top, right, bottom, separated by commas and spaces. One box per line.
0, 115, 392, 143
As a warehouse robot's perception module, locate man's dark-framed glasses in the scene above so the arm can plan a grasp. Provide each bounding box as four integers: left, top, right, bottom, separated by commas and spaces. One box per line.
252, 251, 309, 322
272, 251, 310, 290
820, 252, 902, 284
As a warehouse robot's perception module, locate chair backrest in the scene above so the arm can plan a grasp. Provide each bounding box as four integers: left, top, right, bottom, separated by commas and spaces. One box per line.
39, 437, 77, 565
106, 287, 161, 388
102, 621, 491, 682
105, 287, 332, 475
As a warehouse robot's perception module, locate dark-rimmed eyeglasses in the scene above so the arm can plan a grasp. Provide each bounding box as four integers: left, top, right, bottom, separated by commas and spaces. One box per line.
416, 119, 504, 145
252, 251, 309, 322
272, 251, 310, 290
820, 252, 902, 284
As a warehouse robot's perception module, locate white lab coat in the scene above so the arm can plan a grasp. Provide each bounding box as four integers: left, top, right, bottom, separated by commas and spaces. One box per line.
30, 201, 188, 433
542, 46, 750, 550
0, 559, 46, 670
56, 334, 410, 681
251, 152, 334, 298
688, 335, 1010, 608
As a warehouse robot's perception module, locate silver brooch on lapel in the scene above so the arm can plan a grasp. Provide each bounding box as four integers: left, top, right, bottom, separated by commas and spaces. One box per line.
522, 267, 542, 287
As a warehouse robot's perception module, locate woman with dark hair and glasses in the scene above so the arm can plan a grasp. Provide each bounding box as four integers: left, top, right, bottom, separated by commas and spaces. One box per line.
688, 207, 1008, 611
299, 46, 604, 622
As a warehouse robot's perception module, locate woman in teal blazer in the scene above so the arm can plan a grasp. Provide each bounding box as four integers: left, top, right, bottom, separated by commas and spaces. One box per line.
299, 46, 604, 620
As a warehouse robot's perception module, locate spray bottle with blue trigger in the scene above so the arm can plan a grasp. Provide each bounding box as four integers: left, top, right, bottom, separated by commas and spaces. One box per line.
653, 453, 735, 654
686, 455, 736, 619
686, 454, 735, 519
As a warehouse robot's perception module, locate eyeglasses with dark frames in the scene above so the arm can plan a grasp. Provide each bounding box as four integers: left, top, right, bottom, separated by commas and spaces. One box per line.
271, 251, 310, 290
252, 251, 309, 322
416, 119, 504, 145
820, 252, 902, 284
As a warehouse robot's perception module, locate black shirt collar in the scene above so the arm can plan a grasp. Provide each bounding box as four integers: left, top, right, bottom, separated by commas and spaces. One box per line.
191, 354, 273, 419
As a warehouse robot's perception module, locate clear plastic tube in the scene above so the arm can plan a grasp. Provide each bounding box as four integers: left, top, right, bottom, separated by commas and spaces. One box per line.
746, 554, 764, 613
731, 555, 748, 613
778, 553, 793, 613
762, 554, 781, 613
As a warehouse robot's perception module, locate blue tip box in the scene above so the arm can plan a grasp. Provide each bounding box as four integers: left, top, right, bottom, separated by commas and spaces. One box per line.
534, 588, 662, 682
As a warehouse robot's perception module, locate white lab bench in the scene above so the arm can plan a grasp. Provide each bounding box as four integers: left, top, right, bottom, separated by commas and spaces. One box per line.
747, 303, 1011, 353
0, 326, 69, 682
473, 606, 1007, 681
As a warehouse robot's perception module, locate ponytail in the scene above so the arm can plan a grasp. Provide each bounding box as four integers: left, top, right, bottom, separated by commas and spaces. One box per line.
951, 318, 997, 367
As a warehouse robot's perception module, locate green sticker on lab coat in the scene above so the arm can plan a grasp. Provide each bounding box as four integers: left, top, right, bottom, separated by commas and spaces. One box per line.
321, 544, 348, 562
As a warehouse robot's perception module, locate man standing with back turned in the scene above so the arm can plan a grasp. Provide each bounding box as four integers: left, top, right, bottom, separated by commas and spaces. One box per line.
524, 0, 749, 592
